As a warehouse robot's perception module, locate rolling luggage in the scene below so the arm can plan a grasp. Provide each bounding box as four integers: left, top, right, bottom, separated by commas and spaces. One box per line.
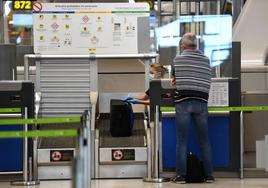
186, 153, 205, 183
110, 99, 134, 137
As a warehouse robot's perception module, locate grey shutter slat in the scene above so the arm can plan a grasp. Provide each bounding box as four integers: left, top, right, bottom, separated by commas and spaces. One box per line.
37, 59, 91, 117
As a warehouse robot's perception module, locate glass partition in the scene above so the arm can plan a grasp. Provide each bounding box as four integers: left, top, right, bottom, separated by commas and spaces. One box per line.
155, 14, 232, 77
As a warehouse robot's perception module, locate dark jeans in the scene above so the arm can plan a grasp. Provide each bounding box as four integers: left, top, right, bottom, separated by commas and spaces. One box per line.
175, 99, 213, 176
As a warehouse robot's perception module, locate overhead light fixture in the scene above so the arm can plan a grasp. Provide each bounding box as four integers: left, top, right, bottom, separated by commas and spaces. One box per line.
4, 1, 11, 16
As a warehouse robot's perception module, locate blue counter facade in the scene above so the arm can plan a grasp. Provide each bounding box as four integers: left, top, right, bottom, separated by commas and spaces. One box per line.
0, 125, 23, 172
162, 116, 230, 169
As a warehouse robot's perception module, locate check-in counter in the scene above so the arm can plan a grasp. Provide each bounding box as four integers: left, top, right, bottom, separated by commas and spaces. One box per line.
149, 78, 240, 173
0, 81, 34, 173
161, 111, 230, 170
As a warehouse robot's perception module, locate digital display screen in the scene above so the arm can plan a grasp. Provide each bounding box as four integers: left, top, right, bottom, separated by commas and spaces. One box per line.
13, 14, 33, 27
12, 0, 34, 11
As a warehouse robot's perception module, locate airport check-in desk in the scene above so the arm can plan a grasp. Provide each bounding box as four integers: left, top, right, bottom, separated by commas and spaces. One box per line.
23, 53, 157, 179
0, 81, 34, 173
149, 78, 241, 175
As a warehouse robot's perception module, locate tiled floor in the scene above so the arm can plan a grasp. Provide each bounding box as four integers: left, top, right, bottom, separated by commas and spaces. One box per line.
1, 178, 268, 188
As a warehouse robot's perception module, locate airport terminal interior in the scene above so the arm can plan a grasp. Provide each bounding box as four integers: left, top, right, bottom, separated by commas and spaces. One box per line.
1, 0, 268, 188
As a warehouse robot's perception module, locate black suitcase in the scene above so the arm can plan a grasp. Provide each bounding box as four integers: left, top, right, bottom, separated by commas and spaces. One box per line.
110, 99, 134, 137
185, 153, 205, 183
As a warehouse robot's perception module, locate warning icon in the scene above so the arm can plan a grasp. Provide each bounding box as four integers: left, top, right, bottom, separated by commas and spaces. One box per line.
82, 15, 89, 23
51, 23, 59, 30
51, 151, 62, 162
112, 150, 123, 160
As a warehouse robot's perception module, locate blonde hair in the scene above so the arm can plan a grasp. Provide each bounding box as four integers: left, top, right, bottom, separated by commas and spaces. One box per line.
150, 63, 168, 79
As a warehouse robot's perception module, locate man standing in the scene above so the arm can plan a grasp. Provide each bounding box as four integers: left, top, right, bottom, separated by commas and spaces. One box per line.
171, 33, 214, 183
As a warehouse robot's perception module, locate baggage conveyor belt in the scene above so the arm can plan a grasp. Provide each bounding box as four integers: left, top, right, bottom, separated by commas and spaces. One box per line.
97, 113, 149, 178
97, 113, 147, 148
38, 123, 80, 149
37, 123, 81, 179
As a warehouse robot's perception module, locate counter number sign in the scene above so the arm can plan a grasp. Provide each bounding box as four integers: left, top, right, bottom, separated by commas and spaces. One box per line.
12, 1, 34, 11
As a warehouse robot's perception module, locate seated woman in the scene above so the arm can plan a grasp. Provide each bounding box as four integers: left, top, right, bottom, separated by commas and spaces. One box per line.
123, 63, 168, 105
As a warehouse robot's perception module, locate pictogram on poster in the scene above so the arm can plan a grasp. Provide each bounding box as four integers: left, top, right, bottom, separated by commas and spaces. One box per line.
32, 2, 42, 12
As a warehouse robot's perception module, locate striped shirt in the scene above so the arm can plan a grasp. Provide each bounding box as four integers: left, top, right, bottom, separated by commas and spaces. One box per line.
172, 49, 212, 103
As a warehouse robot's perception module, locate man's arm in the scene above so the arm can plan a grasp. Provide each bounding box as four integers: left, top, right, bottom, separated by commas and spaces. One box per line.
171, 61, 176, 86
171, 76, 176, 86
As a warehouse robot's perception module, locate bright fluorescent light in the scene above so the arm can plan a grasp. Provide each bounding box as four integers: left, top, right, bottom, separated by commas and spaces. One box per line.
4, 1, 11, 16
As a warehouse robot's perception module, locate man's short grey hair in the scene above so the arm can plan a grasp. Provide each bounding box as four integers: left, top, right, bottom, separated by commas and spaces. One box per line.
181, 33, 197, 48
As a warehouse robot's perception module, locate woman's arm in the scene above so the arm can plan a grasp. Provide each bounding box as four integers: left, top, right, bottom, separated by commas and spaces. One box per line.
133, 93, 149, 100
132, 93, 150, 105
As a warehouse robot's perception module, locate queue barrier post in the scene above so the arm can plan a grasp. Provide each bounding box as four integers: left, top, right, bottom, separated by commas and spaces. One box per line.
0, 108, 90, 188
143, 105, 170, 183
73, 110, 91, 188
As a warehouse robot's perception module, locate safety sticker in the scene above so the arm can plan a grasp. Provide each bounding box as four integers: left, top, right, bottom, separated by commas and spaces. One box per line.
50, 150, 74, 162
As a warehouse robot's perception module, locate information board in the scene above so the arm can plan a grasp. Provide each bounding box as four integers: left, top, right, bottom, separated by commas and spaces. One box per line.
208, 81, 229, 107
33, 3, 149, 55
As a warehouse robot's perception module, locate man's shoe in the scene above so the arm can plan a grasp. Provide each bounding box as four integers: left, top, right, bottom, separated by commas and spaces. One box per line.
204, 176, 215, 183
171, 176, 186, 184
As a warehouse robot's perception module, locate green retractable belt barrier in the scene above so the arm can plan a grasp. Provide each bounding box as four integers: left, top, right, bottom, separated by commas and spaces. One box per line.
0, 108, 81, 138
0, 108, 21, 113
0, 129, 78, 138
160, 106, 268, 112
0, 117, 81, 125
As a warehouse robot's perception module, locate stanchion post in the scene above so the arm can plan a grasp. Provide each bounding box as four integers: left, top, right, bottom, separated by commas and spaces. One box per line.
28, 157, 33, 181
32, 112, 40, 183
73, 111, 91, 188
73, 157, 82, 188
11, 107, 40, 186
146, 124, 152, 179
154, 105, 159, 178
23, 107, 28, 182
143, 105, 169, 183
83, 110, 91, 188
73, 120, 83, 188
79, 122, 84, 188
240, 111, 244, 179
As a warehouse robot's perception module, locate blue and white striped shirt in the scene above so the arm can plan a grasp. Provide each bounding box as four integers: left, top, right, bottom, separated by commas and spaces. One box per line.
172, 49, 212, 102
